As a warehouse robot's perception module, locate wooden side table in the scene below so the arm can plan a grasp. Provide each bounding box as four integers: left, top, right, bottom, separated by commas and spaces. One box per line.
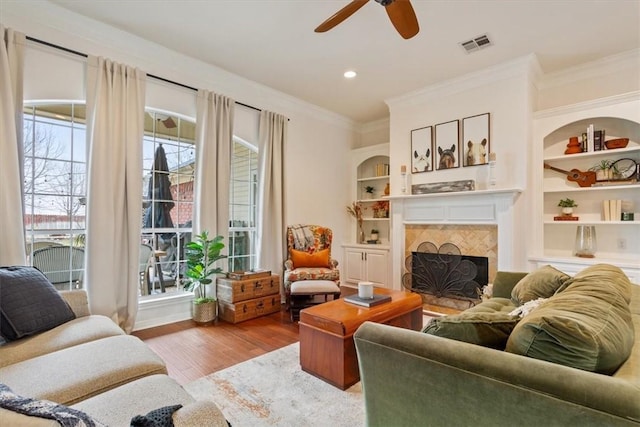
298, 288, 422, 389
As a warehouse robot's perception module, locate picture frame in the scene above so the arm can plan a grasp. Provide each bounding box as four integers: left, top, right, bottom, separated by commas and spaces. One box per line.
410, 126, 433, 173
434, 120, 459, 170
462, 113, 490, 167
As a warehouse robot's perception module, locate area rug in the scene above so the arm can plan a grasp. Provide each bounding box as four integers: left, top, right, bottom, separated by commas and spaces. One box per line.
184, 342, 364, 426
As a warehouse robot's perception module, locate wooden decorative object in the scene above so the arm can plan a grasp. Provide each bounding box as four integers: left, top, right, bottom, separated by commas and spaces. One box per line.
412, 180, 475, 194
564, 136, 582, 154
216, 274, 280, 323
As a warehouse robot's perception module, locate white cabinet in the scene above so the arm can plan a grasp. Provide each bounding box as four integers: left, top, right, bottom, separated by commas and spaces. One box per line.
343, 245, 390, 287
531, 92, 640, 277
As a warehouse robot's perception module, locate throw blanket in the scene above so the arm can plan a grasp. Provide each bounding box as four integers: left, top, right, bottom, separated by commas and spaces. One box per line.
290, 224, 315, 251
0, 383, 102, 427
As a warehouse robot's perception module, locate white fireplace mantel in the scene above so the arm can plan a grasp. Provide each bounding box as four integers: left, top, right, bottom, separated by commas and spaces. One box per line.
389, 188, 523, 289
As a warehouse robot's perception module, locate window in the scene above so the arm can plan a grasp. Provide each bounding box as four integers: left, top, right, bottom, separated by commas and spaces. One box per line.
228, 137, 258, 272
140, 111, 195, 298
23, 103, 87, 290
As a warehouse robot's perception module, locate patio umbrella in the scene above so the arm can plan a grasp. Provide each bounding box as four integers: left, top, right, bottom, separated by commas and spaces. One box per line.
143, 144, 175, 239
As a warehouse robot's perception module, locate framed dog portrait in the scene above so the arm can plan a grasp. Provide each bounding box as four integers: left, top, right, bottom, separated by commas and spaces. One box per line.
462, 113, 490, 167
410, 126, 433, 173
435, 120, 459, 170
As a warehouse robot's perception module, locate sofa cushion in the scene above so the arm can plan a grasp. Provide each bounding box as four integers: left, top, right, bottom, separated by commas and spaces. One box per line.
491, 271, 528, 299
510, 265, 570, 306
506, 264, 634, 374
73, 375, 228, 427
0, 383, 103, 427
0, 335, 167, 405
290, 248, 330, 268
0, 266, 75, 341
423, 312, 520, 350
0, 315, 124, 368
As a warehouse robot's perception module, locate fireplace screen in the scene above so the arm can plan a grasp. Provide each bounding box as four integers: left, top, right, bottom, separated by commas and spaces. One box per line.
402, 242, 487, 301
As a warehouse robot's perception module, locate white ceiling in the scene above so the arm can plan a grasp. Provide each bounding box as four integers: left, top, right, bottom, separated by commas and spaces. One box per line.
50, 0, 640, 124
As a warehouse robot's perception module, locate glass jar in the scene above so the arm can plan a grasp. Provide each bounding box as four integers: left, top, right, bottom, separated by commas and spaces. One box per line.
574, 225, 597, 258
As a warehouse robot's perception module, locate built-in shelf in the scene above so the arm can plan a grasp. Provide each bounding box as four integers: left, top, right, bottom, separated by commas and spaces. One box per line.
543, 145, 640, 162
544, 184, 640, 193
544, 220, 638, 225
357, 175, 390, 182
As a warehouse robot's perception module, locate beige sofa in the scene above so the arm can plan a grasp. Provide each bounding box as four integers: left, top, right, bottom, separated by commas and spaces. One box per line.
0, 289, 227, 426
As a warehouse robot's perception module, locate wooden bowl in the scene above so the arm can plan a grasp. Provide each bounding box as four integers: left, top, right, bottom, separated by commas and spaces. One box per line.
604, 138, 629, 149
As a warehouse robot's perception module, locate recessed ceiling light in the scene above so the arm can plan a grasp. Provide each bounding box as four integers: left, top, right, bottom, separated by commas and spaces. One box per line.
344, 70, 357, 79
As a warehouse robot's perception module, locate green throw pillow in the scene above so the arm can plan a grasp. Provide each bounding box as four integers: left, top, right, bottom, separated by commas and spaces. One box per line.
506, 264, 634, 374
423, 312, 520, 350
491, 271, 528, 299
511, 265, 571, 306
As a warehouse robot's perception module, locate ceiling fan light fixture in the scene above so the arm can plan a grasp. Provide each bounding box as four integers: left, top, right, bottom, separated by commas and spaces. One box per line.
344, 70, 357, 79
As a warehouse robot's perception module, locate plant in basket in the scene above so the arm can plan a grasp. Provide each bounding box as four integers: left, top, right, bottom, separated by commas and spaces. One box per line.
183, 231, 227, 323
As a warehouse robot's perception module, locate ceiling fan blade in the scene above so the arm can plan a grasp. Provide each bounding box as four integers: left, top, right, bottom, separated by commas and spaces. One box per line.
385, 0, 419, 39
315, 0, 370, 33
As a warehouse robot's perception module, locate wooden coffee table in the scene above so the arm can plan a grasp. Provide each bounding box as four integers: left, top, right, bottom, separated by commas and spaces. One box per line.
298, 288, 422, 389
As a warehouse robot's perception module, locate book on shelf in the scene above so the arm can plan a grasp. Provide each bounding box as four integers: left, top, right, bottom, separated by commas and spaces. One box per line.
593, 179, 637, 187
581, 133, 587, 152
344, 293, 392, 308
553, 215, 579, 221
374, 163, 390, 177
593, 129, 604, 151
602, 200, 623, 221
226, 270, 271, 280
586, 124, 594, 152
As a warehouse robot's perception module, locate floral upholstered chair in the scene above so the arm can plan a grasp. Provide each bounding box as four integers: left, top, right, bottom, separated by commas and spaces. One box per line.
283, 225, 340, 318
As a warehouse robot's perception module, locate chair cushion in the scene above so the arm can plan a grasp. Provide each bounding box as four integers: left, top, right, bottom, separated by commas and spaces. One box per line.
290, 248, 330, 268
290, 280, 340, 294
510, 265, 570, 306
506, 264, 634, 374
423, 311, 520, 350
0, 266, 75, 341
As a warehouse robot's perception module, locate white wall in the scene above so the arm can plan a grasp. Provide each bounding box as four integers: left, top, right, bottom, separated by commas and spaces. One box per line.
386, 56, 539, 271
2, 1, 357, 329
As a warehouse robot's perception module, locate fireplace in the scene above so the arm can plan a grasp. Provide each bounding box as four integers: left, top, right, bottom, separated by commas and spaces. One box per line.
389, 188, 522, 309
402, 242, 488, 303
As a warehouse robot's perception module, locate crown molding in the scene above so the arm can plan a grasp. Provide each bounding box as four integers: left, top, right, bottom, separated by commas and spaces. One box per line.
3, 1, 358, 131
533, 90, 640, 119
538, 49, 640, 90
385, 54, 539, 111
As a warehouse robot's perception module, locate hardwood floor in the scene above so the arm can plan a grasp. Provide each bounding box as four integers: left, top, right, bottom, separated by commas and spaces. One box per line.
132, 287, 358, 385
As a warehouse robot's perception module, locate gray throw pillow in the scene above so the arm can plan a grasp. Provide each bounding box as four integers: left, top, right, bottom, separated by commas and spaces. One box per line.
0, 266, 75, 341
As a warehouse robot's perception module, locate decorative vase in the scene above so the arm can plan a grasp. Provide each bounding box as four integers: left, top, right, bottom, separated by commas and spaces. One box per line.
370, 233, 379, 241
383, 183, 390, 196
561, 207, 573, 216
575, 225, 597, 258
193, 300, 217, 324
358, 226, 365, 244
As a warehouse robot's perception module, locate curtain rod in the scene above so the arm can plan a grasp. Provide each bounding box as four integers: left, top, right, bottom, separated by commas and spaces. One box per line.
25, 35, 262, 113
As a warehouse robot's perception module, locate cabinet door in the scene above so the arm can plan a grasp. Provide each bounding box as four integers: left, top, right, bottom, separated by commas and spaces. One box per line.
364, 250, 388, 286
344, 249, 365, 283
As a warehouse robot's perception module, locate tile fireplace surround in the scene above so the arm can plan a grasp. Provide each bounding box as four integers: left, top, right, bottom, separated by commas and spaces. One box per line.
389, 188, 523, 291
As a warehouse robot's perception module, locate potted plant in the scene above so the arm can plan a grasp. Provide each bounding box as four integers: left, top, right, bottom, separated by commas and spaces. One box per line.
558, 198, 578, 216
590, 160, 613, 181
370, 228, 379, 241
364, 185, 375, 198
183, 230, 227, 324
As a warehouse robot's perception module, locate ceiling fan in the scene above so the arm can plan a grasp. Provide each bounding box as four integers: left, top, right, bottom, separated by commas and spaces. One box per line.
315, 0, 419, 40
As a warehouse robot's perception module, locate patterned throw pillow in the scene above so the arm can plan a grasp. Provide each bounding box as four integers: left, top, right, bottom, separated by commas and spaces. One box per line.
131, 404, 183, 427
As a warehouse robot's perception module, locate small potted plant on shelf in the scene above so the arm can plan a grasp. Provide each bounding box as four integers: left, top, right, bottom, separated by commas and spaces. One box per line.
590, 160, 614, 181
364, 185, 375, 198
183, 230, 227, 324
370, 228, 379, 241
558, 198, 578, 216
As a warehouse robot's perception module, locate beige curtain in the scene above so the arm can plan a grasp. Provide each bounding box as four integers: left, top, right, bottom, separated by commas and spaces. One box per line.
193, 90, 235, 240
256, 111, 287, 285
85, 56, 146, 333
0, 26, 26, 266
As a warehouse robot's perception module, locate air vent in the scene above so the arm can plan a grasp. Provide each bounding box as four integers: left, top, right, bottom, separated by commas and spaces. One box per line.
460, 34, 492, 53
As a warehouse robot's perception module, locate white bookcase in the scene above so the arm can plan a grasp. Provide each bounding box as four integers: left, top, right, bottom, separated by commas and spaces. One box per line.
531, 92, 640, 281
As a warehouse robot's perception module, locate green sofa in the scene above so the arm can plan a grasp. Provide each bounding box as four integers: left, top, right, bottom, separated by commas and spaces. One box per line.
354, 264, 640, 427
